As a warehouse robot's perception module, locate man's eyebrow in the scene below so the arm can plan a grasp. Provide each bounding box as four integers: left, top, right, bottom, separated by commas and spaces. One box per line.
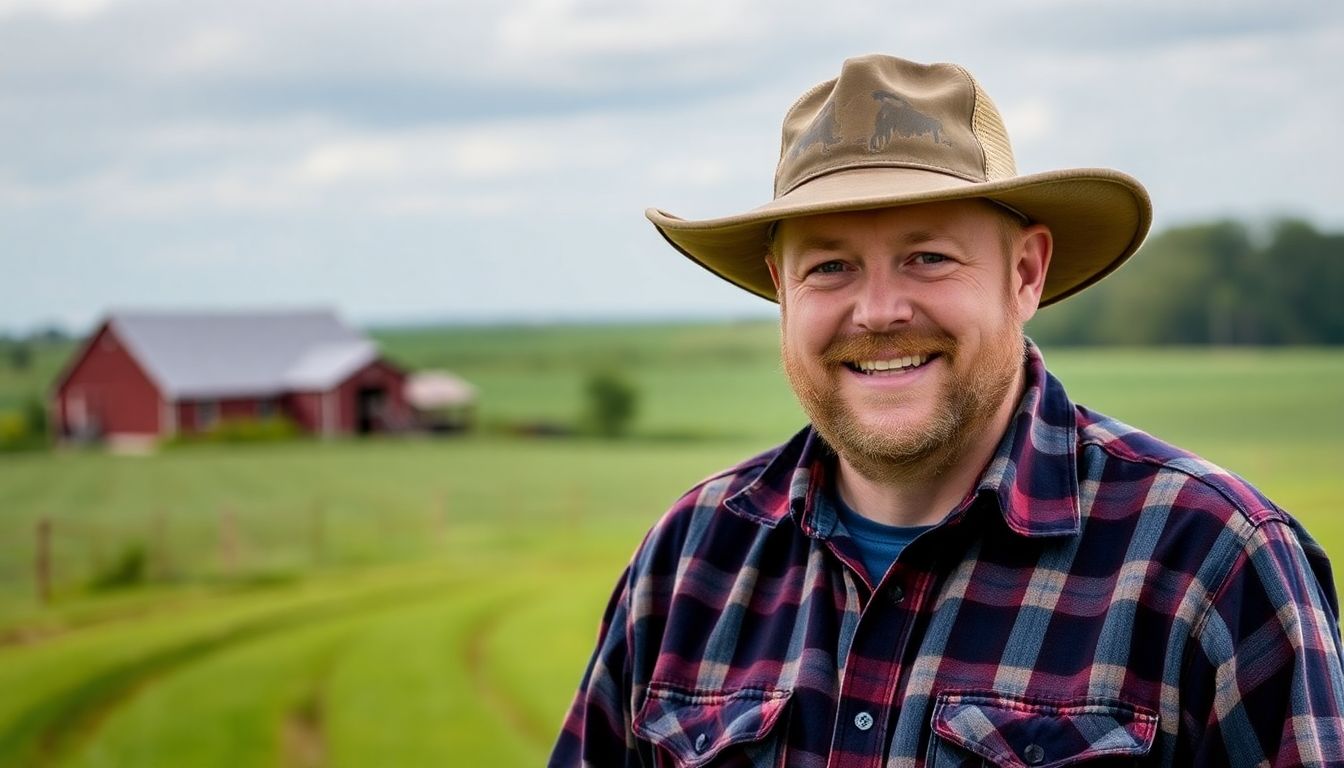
896, 230, 940, 246
788, 229, 950, 254
791, 235, 847, 253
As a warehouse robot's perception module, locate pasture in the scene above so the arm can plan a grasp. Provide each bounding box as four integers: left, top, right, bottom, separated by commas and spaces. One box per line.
0, 321, 1341, 766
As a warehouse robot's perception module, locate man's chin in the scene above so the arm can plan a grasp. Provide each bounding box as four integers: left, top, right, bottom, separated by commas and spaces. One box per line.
815, 413, 953, 472
845, 409, 940, 444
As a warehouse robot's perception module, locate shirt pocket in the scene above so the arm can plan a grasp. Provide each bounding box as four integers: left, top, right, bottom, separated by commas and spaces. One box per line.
632, 681, 792, 768
928, 690, 1158, 768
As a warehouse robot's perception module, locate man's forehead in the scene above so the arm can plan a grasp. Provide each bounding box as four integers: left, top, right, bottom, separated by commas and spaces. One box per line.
773, 199, 1002, 250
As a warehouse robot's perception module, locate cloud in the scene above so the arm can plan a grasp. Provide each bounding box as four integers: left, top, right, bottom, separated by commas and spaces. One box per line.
294, 130, 549, 186
0, 0, 118, 22
161, 23, 252, 74
999, 100, 1054, 145
497, 0, 759, 63
1, 1, 1342, 333
648, 158, 732, 188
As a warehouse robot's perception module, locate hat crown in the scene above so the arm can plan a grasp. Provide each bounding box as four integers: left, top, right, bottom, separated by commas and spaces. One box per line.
774, 55, 1017, 198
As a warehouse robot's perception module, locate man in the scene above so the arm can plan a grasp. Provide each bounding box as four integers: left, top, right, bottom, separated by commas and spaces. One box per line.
550, 55, 1344, 767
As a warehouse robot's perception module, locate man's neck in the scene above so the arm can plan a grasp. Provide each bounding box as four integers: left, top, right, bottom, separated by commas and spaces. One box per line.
834, 369, 1025, 528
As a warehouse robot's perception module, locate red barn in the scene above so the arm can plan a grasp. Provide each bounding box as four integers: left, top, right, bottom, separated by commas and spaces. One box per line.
52, 309, 412, 447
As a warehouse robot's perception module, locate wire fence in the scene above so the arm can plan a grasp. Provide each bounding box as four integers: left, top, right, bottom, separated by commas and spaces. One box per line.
16, 496, 466, 606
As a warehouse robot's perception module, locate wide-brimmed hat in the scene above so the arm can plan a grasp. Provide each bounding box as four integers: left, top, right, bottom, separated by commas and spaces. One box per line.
646, 54, 1152, 307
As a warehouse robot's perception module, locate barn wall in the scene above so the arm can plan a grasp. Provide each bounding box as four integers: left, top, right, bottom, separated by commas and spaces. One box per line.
334, 360, 411, 434
220, 398, 259, 421
55, 324, 162, 439
174, 402, 193, 433
175, 397, 279, 434
283, 392, 325, 435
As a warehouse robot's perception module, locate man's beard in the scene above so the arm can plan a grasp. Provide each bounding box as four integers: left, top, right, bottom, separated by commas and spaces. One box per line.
781, 317, 1024, 484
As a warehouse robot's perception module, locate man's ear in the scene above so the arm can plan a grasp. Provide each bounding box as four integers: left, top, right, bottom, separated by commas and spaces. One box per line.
1013, 224, 1052, 322
766, 256, 783, 298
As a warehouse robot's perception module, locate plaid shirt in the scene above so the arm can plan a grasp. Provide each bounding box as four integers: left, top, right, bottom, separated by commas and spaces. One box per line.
551, 346, 1344, 767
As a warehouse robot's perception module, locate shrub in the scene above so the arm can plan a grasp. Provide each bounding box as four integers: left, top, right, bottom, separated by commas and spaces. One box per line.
89, 542, 148, 591
0, 411, 26, 446
0, 399, 47, 452
8, 341, 31, 371
209, 416, 301, 443
171, 416, 303, 446
23, 396, 46, 438
583, 370, 638, 438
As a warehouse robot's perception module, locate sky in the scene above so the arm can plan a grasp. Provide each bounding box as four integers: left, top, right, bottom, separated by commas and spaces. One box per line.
1, 1, 1341, 335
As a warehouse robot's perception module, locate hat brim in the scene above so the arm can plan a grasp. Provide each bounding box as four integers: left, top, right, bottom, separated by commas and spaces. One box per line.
646, 166, 1152, 307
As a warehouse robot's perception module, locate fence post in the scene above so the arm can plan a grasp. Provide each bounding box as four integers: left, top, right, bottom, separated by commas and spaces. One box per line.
152, 507, 171, 581
218, 505, 239, 576
568, 485, 585, 534
310, 498, 325, 566
35, 517, 51, 605
435, 491, 448, 547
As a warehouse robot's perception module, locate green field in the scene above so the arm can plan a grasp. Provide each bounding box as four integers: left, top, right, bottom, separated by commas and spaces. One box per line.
1, 322, 1342, 766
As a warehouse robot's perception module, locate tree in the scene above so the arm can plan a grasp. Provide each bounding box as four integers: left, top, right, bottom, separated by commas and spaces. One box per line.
1256, 220, 1344, 344
584, 370, 638, 438
9, 341, 31, 371
23, 396, 47, 439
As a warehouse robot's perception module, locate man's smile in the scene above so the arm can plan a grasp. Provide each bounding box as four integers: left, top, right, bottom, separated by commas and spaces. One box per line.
843, 353, 938, 376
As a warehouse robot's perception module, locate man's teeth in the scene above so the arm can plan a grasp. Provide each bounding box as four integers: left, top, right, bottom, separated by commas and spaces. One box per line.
854, 355, 929, 373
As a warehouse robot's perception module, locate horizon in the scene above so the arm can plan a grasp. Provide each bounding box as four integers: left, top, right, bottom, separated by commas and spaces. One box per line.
5, 208, 1333, 340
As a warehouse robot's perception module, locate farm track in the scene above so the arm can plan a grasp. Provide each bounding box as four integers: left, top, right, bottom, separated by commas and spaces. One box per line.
463, 590, 554, 752
278, 648, 342, 768
0, 577, 463, 767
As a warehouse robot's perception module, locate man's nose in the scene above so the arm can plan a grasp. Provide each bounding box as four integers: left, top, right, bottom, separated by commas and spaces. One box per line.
852, 274, 915, 332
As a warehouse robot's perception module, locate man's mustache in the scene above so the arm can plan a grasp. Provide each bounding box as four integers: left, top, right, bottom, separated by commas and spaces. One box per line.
820, 331, 957, 364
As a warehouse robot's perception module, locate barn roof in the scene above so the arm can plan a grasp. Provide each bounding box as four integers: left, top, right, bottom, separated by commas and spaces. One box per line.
108, 309, 382, 399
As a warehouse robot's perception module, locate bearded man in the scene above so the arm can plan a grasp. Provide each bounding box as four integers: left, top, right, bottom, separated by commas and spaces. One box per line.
550, 55, 1344, 767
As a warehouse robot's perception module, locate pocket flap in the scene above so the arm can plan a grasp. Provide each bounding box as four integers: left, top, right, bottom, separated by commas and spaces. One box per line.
932, 690, 1157, 768
633, 681, 791, 767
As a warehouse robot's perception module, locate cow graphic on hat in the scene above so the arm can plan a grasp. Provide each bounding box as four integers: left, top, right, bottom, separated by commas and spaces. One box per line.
788, 97, 842, 160
868, 90, 951, 151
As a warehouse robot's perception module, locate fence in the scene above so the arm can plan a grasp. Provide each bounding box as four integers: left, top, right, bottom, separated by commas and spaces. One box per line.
23, 494, 465, 606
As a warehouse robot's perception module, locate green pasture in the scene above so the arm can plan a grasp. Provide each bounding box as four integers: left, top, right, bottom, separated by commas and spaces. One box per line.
0, 322, 1341, 767
0, 339, 70, 412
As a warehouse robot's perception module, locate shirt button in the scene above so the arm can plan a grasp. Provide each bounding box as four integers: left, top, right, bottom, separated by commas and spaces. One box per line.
694, 733, 709, 753
853, 711, 874, 731
1023, 743, 1045, 765
888, 584, 905, 604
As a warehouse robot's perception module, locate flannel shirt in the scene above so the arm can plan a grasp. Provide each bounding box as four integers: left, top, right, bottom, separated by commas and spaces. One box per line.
551, 345, 1344, 767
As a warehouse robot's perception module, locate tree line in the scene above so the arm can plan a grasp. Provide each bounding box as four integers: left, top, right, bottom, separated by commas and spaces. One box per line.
0, 218, 1339, 357
1027, 218, 1343, 346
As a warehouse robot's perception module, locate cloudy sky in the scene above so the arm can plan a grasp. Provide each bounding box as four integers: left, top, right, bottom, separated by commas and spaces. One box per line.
2, 1, 1340, 335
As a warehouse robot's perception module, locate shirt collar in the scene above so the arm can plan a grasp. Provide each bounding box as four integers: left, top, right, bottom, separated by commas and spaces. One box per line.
724, 340, 1081, 539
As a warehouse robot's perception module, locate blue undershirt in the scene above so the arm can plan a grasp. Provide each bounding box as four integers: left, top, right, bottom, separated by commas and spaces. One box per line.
829, 489, 933, 584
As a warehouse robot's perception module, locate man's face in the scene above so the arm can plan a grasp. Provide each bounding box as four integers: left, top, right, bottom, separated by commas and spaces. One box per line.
768, 199, 1048, 481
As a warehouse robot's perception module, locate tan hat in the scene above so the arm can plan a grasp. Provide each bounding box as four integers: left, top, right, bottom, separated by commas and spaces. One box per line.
646, 54, 1152, 307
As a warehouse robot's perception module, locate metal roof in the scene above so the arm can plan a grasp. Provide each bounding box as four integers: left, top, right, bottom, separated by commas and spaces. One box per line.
108, 309, 381, 399
405, 371, 478, 408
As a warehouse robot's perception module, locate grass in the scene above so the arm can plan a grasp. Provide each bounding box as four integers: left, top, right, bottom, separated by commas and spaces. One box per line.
0, 321, 1340, 766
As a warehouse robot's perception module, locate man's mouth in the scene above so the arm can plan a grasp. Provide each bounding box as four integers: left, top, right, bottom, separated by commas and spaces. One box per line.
844, 353, 936, 375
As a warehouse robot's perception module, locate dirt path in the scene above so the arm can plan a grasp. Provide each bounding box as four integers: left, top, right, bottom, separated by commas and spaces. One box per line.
280, 689, 327, 768
462, 596, 555, 753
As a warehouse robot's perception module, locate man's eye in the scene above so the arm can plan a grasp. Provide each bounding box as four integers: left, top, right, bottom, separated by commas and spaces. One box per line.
812, 261, 846, 274
912, 252, 949, 265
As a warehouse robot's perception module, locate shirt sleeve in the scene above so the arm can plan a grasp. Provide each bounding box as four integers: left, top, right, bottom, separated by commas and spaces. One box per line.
1181, 517, 1344, 766
548, 564, 642, 768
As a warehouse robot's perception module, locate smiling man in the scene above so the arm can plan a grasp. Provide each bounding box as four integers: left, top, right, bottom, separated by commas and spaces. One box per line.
770, 201, 1045, 530
550, 55, 1344, 767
